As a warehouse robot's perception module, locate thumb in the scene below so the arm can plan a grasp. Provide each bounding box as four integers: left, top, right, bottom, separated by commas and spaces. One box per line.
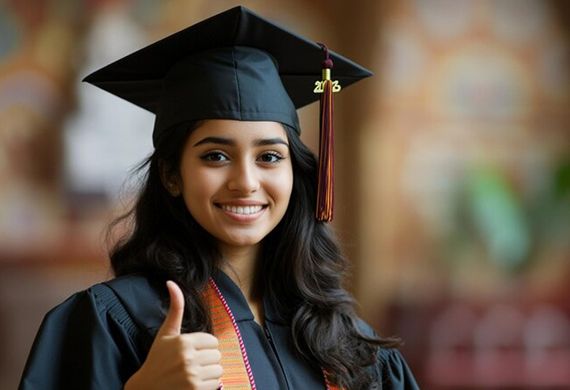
157, 280, 185, 337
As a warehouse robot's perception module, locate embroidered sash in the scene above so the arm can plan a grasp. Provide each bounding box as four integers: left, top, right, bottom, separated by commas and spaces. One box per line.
204, 278, 341, 390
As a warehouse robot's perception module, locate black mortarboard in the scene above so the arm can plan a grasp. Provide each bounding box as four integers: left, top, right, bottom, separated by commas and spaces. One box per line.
83, 5, 373, 221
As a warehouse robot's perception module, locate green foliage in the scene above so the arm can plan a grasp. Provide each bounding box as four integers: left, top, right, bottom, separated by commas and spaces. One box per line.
464, 167, 530, 272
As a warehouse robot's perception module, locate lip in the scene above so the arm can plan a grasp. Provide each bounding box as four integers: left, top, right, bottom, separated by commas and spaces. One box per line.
215, 199, 267, 206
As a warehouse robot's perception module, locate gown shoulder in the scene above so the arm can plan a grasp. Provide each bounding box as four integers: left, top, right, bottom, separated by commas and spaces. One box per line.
356, 319, 420, 390
19, 275, 160, 390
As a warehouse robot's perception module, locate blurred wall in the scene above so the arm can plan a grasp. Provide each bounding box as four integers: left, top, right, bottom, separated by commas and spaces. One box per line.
357, 1, 570, 388
1, 1, 569, 389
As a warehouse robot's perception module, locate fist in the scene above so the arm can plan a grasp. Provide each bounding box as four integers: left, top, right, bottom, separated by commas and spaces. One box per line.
125, 281, 223, 390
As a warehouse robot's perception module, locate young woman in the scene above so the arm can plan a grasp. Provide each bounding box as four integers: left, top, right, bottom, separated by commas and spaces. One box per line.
20, 6, 418, 390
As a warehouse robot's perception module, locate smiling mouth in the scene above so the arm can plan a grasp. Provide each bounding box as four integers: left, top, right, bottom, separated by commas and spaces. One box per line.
216, 204, 267, 215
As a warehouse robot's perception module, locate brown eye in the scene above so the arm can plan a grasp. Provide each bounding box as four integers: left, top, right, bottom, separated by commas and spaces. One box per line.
259, 152, 283, 163
201, 152, 228, 162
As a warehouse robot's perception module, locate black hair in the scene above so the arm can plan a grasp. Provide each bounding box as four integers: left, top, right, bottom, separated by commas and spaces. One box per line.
109, 121, 397, 388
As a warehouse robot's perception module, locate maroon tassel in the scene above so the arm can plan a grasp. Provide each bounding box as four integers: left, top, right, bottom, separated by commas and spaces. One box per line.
316, 44, 335, 222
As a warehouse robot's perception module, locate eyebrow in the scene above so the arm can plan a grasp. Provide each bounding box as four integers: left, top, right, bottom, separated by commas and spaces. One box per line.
193, 136, 289, 147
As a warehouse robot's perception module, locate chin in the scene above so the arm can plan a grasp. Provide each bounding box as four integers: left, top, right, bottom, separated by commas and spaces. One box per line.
221, 237, 264, 248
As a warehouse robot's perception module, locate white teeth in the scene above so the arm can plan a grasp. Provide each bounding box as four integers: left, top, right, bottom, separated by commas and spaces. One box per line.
221, 205, 263, 215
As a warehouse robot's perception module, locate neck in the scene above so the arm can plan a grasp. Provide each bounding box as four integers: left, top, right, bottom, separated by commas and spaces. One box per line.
218, 243, 260, 301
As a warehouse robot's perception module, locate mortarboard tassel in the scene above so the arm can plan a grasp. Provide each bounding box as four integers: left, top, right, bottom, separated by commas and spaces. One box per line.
315, 44, 340, 222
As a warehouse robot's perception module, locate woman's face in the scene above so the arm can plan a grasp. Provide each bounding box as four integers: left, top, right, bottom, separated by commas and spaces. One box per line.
177, 119, 293, 251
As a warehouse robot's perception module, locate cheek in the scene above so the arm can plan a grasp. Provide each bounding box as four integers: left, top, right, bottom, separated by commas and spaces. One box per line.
180, 167, 221, 208
268, 167, 293, 204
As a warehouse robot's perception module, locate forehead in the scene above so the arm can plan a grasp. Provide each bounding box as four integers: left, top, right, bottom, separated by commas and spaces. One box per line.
188, 120, 288, 144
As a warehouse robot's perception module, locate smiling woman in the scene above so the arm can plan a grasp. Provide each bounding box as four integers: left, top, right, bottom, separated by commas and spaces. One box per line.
19, 6, 418, 390
173, 120, 293, 250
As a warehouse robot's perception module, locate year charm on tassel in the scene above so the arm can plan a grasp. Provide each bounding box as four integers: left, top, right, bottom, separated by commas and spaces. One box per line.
314, 43, 339, 222
313, 79, 341, 93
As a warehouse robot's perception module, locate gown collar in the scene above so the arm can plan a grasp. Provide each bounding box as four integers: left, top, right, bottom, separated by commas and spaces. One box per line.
212, 269, 287, 325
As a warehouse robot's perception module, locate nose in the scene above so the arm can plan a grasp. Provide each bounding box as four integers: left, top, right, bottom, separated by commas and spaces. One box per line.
227, 159, 260, 194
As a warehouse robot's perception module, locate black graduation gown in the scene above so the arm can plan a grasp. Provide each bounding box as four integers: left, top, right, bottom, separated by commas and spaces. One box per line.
19, 272, 419, 389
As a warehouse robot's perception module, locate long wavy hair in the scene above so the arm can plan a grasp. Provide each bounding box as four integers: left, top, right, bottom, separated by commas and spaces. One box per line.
109, 120, 397, 388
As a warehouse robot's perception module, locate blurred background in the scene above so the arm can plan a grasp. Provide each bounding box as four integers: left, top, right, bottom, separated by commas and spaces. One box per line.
1, 0, 569, 388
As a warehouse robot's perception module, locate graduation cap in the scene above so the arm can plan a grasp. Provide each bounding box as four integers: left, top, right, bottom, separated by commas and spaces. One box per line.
83, 5, 373, 222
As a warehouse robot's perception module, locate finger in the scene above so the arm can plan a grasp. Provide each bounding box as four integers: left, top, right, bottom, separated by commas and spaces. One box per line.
198, 364, 223, 381
157, 280, 185, 337
184, 332, 219, 349
193, 349, 222, 365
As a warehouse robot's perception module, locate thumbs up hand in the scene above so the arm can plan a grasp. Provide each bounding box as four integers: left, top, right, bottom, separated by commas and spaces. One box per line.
125, 281, 222, 390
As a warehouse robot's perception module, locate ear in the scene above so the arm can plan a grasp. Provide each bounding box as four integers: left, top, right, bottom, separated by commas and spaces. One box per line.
159, 160, 181, 197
